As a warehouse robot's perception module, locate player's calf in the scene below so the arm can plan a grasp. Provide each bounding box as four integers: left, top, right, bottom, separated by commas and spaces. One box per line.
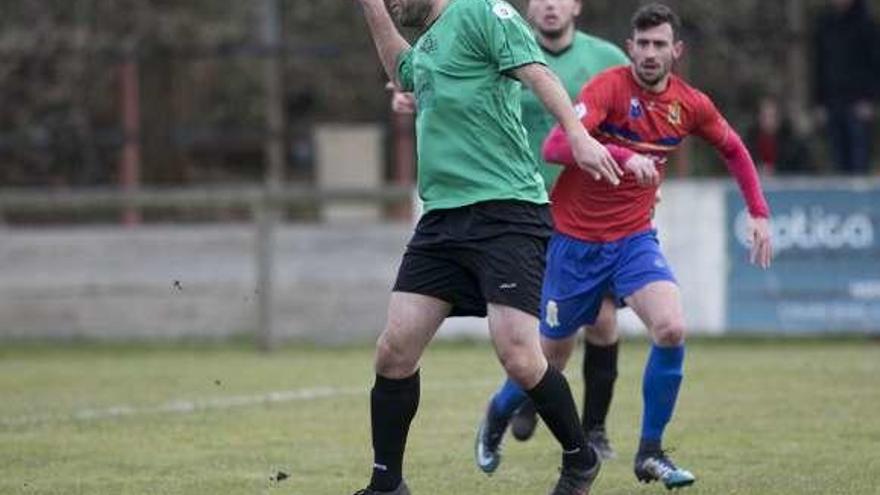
510, 400, 539, 441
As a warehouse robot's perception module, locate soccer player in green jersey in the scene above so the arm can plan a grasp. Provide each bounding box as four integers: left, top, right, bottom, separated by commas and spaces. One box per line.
505, 0, 629, 462
352, 0, 622, 493
387, 0, 630, 468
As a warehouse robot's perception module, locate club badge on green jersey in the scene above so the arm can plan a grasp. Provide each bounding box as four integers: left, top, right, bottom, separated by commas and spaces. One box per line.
492, 1, 516, 20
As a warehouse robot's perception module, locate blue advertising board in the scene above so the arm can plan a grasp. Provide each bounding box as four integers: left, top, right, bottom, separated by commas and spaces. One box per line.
726, 183, 880, 333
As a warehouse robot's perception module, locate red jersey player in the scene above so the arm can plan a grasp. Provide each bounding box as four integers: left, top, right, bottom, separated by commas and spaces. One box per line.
543, 59, 771, 246
480, 3, 773, 491
540, 3, 774, 488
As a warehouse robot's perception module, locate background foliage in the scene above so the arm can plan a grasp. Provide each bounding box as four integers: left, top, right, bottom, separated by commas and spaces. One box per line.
0, 0, 874, 185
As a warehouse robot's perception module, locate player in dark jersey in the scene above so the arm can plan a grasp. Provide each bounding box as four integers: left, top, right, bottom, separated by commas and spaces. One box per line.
351, 0, 622, 493
480, 3, 773, 490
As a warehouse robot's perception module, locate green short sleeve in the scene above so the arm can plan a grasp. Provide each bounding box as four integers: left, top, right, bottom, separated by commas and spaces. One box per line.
479, 1, 545, 72
396, 48, 415, 92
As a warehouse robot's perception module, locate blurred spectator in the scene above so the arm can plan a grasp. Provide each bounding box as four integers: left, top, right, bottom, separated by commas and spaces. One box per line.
746, 97, 813, 176
812, 0, 880, 174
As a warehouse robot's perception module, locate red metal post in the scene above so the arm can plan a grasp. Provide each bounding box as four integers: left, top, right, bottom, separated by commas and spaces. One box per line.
391, 111, 415, 220
119, 59, 142, 225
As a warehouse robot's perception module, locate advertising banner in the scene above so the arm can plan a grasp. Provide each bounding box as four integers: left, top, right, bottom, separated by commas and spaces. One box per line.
726, 183, 880, 333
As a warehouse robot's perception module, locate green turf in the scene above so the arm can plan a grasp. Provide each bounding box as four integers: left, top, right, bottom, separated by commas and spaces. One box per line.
1, 339, 879, 494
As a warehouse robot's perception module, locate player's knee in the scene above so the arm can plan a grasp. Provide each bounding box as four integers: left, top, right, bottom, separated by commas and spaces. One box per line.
498, 349, 540, 386
545, 350, 568, 371
374, 332, 417, 378
584, 322, 618, 347
541, 338, 574, 370
651, 318, 686, 346
598, 312, 617, 332
497, 349, 527, 377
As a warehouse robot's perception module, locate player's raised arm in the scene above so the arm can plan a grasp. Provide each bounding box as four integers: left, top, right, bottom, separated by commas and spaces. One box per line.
355, 0, 411, 86
697, 98, 773, 269
512, 63, 623, 186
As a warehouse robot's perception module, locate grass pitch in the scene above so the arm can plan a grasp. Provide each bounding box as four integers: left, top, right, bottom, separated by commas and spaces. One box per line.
1, 338, 879, 495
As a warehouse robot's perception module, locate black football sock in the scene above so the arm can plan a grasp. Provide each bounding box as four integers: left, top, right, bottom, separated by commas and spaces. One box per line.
583, 341, 619, 432
526, 367, 597, 470
368, 371, 420, 492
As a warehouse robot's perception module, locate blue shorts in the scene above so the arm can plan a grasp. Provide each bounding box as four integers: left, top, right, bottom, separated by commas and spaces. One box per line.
539, 229, 677, 339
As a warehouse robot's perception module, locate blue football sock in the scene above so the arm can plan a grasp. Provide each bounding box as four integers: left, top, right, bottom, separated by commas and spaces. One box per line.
490, 378, 529, 421
640, 344, 685, 451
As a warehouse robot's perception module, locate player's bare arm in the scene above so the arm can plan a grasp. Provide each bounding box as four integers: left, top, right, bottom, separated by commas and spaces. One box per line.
355, 0, 412, 86
512, 63, 623, 186
385, 82, 416, 114
391, 92, 416, 114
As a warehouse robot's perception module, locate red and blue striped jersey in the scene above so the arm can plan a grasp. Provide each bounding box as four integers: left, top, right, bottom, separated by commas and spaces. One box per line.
548, 65, 768, 242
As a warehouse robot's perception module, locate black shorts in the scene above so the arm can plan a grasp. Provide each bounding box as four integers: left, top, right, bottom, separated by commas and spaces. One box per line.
393, 199, 552, 318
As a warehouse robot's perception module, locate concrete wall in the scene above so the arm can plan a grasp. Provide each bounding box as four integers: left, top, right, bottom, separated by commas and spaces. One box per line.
0, 224, 409, 343
0, 181, 731, 342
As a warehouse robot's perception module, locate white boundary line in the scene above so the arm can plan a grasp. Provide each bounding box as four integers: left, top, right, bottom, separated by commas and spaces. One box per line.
0, 378, 502, 428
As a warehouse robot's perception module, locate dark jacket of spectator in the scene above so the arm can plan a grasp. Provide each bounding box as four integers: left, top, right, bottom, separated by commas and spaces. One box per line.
812, 0, 880, 107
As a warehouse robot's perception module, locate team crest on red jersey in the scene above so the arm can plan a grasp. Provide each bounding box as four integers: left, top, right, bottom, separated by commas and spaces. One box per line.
668, 101, 682, 126
629, 97, 643, 118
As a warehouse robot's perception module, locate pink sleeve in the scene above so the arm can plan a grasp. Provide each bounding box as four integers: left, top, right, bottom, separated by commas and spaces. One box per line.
695, 95, 770, 218
542, 128, 634, 167
605, 144, 635, 164
718, 130, 771, 218
541, 125, 574, 165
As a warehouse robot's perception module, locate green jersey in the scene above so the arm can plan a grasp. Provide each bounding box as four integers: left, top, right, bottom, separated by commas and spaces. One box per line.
396, 0, 548, 213
520, 31, 629, 190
